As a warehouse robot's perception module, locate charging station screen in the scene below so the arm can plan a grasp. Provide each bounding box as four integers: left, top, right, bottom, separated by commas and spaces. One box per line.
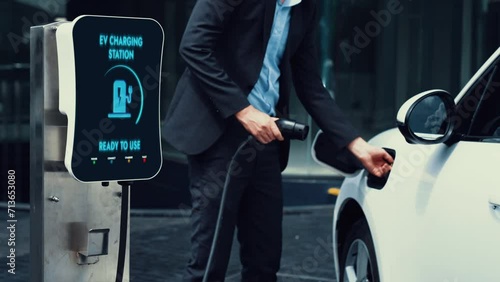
70, 16, 163, 182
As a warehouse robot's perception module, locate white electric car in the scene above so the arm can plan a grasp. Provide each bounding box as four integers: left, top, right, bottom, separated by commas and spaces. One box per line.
313, 47, 500, 282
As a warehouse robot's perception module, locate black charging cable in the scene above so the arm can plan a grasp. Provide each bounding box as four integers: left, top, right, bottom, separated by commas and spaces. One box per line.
202, 119, 309, 282
116, 181, 132, 282
201, 135, 254, 282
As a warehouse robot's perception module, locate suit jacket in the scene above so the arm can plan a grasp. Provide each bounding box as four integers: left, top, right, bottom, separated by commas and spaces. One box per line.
163, 0, 359, 171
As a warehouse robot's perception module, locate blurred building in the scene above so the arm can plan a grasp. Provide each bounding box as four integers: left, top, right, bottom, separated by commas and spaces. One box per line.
1, 0, 498, 205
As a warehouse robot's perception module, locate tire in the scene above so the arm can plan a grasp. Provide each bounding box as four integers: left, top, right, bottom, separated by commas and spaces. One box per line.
339, 218, 380, 282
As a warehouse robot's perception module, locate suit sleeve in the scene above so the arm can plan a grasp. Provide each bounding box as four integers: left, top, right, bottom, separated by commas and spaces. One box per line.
179, 0, 250, 119
291, 3, 360, 149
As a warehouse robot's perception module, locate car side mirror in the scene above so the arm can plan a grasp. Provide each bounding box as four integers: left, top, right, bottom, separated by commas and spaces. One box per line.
397, 89, 456, 144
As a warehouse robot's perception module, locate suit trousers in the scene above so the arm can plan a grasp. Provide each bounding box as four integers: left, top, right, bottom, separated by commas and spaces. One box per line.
183, 119, 283, 282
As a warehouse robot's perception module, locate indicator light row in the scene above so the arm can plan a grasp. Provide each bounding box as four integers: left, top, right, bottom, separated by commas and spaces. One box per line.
91, 156, 148, 165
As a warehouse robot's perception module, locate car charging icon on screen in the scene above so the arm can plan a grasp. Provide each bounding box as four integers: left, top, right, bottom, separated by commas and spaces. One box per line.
109, 80, 132, 119
105, 65, 144, 124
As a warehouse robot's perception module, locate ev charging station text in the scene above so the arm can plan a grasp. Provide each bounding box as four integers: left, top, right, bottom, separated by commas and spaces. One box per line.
99, 34, 143, 61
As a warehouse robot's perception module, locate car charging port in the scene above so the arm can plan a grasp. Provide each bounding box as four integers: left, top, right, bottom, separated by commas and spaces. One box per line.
367, 147, 396, 190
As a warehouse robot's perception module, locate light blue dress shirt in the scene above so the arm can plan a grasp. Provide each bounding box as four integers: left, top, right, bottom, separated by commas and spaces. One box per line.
247, 0, 302, 116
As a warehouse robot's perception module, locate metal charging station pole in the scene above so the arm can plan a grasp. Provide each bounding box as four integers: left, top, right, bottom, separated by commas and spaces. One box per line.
30, 22, 130, 282
30, 15, 163, 281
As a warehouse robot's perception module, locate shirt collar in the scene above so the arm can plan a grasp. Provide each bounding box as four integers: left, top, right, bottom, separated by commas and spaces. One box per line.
278, 0, 302, 7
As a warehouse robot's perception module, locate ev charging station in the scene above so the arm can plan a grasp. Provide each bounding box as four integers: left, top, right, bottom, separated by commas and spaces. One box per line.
30, 15, 164, 281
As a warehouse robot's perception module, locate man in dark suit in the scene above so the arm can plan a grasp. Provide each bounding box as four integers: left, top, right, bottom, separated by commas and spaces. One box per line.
163, 0, 393, 281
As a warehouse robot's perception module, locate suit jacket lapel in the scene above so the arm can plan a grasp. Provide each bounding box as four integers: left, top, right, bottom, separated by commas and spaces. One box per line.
263, 0, 277, 51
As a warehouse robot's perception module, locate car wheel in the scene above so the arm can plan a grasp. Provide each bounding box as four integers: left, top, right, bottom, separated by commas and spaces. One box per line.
339, 218, 380, 282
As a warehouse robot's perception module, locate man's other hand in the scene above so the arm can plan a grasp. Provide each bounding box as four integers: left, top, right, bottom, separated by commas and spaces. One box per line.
347, 137, 394, 177
235, 105, 284, 144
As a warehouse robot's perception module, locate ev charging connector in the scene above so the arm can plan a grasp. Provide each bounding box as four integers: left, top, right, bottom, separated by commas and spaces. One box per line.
202, 119, 309, 282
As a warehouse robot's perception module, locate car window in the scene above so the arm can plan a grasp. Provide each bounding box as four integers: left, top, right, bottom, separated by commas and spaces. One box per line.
454, 63, 500, 141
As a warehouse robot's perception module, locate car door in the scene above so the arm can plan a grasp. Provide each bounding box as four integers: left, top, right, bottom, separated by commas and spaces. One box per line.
410, 58, 500, 281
